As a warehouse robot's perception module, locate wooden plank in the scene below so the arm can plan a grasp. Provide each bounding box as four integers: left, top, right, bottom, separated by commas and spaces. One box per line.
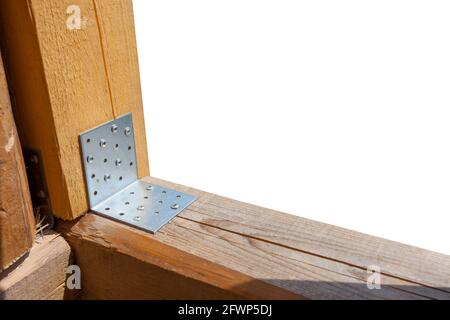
0, 233, 72, 300
0, 0, 149, 220
147, 177, 450, 294
93, 0, 149, 179
57, 177, 450, 300
0, 50, 35, 272
44, 284, 67, 300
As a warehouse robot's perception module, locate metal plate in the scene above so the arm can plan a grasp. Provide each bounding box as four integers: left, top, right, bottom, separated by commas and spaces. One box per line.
92, 180, 196, 233
80, 113, 138, 208
80, 113, 196, 233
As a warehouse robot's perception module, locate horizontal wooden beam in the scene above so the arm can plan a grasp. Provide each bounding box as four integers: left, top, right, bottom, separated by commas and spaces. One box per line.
0, 0, 149, 220
57, 177, 450, 300
0, 233, 71, 300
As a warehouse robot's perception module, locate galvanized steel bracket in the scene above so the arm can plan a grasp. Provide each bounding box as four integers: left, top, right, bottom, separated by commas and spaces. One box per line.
79, 113, 196, 234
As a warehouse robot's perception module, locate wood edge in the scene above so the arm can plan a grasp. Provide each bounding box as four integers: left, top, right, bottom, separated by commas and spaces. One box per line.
57, 214, 303, 300
0, 232, 72, 300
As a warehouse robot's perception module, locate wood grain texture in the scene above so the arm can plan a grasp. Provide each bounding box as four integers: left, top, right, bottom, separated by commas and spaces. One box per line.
0, 233, 71, 300
93, 0, 149, 179
57, 177, 450, 300
57, 214, 301, 300
146, 177, 450, 295
0, 51, 35, 272
0, 0, 149, 220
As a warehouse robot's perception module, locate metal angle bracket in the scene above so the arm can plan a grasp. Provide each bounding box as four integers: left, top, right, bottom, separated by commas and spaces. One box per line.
79, 113, 196, 234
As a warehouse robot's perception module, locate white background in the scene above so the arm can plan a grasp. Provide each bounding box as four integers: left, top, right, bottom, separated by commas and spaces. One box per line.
133, 0, 450, 255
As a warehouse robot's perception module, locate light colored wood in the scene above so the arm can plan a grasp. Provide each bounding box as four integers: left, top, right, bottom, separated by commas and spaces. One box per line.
58, 213, 301, 300
57, 177, 450, 300
0, 51, 35, 272
147, 177, 450, 295
0, 0, 149, 220
44, 284, 67, 300
93, 0, 149, 179
0, 233, 71, 300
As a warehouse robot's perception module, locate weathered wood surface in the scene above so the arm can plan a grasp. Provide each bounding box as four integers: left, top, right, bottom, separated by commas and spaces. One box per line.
58, 177, 450, 300
58, 214, 301, 300
0, 233, 71, 300
0, 50, 35, 272
0, 0, 149, 220
148, 178, 450, 294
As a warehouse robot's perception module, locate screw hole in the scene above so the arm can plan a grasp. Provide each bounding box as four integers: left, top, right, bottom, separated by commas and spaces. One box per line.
87, 138, 91, 143
91, 174, 96, 179
130, 162, 134, 166
176, 195, 181, 198
119, 176, 123, 181
130, 192, 135, 195
104, 158, 108, 163
125, 202, 130, 205
155, 211, 159, 215
94, 191, 98, 196
119, 213, 125, 216
128, 146, 132, 150
144, 196, 149, 199
105, 208, 110, 211
158, 200, 163, 204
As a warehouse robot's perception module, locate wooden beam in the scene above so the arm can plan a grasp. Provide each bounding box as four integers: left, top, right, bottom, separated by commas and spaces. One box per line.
0, 0, 149, 220
0, 232, 72, 300
0, 50, 35, 272
57, 177, 450, 300
58, 213, 300, 300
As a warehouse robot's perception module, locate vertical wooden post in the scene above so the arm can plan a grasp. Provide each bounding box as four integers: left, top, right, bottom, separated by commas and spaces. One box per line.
0, 51, 35, 272
0, 0, 149, 220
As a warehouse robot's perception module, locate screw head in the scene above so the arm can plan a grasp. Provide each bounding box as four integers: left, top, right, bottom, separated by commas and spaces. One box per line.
100, 139, 107, 148
171, 204, 180, 210
146, 186, 153, 191
137, 205, 145, 211
133, 216, 142, 222
86, 155, 94, 163
111, 124, 118, 134
115, 159, 122, 167
104, 174, 112, 182
124, 127, 131, 136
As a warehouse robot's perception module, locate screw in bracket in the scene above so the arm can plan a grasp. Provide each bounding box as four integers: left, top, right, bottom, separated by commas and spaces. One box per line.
86, 155, 94, 163
100, 139, 107, 148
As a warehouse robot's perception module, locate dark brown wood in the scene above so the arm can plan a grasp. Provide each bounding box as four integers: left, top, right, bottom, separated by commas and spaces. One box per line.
0, 50, 35, 272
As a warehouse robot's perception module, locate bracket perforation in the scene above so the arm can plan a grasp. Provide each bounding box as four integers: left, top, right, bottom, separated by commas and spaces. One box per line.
80, 113, 196, 234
